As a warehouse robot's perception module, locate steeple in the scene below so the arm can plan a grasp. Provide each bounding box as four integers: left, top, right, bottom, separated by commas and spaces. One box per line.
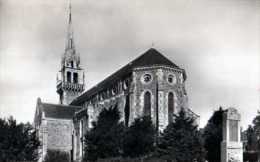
56, 0, 85, 105
66, 0, 75, 51
61, 0, 80, 67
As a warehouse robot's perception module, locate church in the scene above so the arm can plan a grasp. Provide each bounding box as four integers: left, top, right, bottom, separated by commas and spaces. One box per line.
33, 2, 199, 162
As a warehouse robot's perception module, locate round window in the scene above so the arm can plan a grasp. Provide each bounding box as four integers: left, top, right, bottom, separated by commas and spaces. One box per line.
143, 74, 152, 83
168, 74, 176, 84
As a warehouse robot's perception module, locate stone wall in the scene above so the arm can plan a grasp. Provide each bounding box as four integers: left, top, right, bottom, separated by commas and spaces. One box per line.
46, 118, 73, 151
64, 90, 83, 105
86, 92, 127, 128
73, 66, 192, 161
73, 115, 88, 161
80, 66, 188, 131
131, 66, 188, 130
73, 94, 127, 161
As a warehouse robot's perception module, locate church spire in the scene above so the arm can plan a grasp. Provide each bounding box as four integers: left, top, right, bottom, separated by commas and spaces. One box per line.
57, 0, 85, 105
66, 0, 75, 51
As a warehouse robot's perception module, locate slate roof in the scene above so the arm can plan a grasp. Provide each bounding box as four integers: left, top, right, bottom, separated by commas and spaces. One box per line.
40, 102, 81, 119
71, 48, 184, 105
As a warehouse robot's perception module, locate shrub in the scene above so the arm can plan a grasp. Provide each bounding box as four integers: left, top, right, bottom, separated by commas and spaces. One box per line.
123, 116, 156, 158
0, 116, 40, 162
84, 104, 125, 161
203, 107, 224, 162
158, 108, 205, 162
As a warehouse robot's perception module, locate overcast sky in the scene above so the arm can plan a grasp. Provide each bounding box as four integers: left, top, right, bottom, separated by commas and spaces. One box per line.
0, 0, 259, 128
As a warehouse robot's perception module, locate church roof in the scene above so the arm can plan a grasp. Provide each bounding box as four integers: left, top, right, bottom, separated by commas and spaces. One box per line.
125, 48, 180, 68
71, 48, 184, 105
40, 102, 81, 119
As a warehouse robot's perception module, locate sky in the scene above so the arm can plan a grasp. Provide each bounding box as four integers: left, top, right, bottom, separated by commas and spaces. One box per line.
0, 0, 259, 129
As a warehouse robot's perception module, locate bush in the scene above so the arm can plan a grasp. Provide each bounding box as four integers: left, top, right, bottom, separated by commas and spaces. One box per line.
243, 151, 258, 162
203, 107, 224, 162
84, 104, 125, 161
123, 116, 156, 158
0, 116, 40, 162
157, 108, 205, 162
44, 149, 70, 162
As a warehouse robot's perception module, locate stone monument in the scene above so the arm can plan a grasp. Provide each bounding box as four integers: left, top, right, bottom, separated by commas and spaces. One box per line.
221, 108, 243, 162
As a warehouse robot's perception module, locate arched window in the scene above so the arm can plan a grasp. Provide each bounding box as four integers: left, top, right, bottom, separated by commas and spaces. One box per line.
144, 91, 151, 116
67, 71, 71, 83
70, 61, 74, 68
168, 92, 174, 123
73, 73, 78, 83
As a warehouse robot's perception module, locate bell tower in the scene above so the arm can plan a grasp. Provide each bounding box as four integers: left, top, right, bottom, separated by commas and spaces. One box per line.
56, 0, 85, 105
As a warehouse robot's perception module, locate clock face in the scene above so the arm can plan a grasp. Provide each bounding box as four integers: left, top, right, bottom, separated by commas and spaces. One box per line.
168, 74, 176, 84
142, 74, 152, 83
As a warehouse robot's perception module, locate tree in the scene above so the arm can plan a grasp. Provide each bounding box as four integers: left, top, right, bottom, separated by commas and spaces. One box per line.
253, 111, 260, 144
0, 116, 40, 162
158, 108, 205, 162
83, 104, 125, 161
245, 125, 258, 151
252, 111, 260, 160
123, 116, 156, 158
253, 111, 260, 133
203, 107, 224, 162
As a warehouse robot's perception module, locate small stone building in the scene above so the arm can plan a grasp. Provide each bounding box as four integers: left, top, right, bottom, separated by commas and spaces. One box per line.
34, 98, 81, 162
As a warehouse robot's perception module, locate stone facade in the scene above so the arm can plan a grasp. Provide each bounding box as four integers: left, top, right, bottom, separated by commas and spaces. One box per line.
73, 112, 88, 162
46, 119, 73, 151
34, 98, 81, 162
131, 66, 188, 130
71, 49, 200, 161
39, 118, 74, 161
72, 64, 191, 132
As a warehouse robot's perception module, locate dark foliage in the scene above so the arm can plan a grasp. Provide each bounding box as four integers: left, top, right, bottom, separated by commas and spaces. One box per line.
243, 151, 258, 162
253, 111, 260, 132
123, 116, 156, 158
253, 111, 260, 151
245, 125, 258, 151
157, 108, 205, 162
203, 107, 224, 162
0, 116, 40, 162
84, 104, 125, 161
44, 149, 70, 162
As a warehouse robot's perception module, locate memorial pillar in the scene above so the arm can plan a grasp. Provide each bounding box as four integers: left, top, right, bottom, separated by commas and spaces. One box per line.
221, 108, 243, 162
